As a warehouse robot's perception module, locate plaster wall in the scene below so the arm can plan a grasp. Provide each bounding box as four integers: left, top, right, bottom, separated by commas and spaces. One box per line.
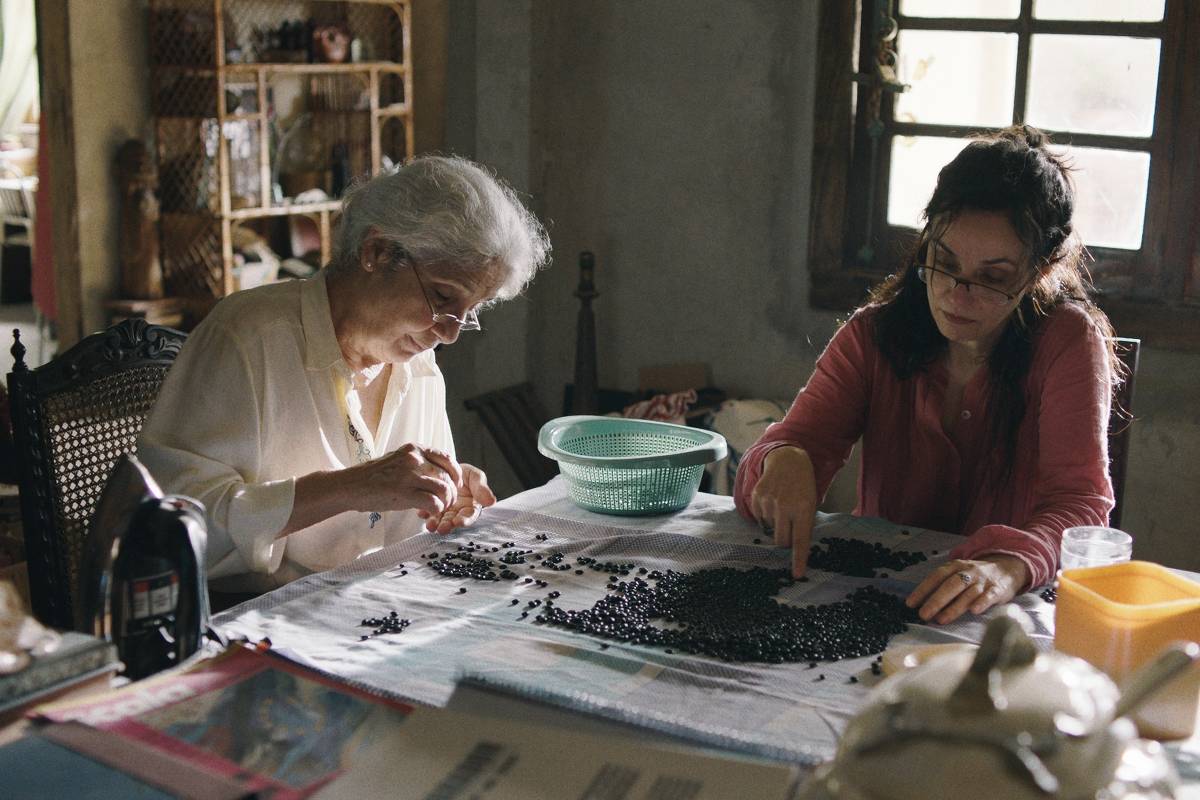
437, 0, 538, 500
525, 0, 835, 417
1121, 347, 1200, 568
67, 0, 150, 335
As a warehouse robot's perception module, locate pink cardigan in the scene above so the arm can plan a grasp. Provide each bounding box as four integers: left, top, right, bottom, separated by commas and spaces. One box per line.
733, 303, 1114, 590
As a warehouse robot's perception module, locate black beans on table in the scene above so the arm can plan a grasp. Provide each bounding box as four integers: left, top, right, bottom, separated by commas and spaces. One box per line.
536, 568, 917, 663
807, 536, 927, 579
359, 611, 411, 640
380, 535, 932, 664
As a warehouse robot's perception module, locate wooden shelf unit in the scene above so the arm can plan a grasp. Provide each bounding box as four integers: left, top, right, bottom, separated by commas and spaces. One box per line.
148, 0, 413, 300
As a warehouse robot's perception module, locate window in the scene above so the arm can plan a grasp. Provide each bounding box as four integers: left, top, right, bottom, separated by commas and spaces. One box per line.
809, 0, 1200, 349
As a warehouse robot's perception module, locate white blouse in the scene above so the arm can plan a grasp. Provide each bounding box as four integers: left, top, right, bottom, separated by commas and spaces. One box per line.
137, 272, 454, 591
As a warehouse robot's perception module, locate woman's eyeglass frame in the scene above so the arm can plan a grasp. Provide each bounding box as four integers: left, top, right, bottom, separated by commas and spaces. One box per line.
915, 263, 1028, 307
405, 259, 483, 332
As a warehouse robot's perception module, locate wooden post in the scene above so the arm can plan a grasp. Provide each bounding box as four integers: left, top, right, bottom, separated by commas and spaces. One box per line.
402, 0, 414, 160
258, 66, 271, 209
571, 251, 598, 415
369, 67, 381, 172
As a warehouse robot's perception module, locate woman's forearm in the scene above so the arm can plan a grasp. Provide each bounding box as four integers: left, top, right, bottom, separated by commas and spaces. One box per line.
278, 467, 361, 538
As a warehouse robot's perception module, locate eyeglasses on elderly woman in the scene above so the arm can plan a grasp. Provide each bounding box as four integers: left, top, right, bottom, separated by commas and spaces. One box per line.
407, 260, 483, 332
382, 243, 483, 332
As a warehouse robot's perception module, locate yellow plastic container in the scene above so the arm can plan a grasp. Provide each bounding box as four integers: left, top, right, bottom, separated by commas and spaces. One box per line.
1055, 560, 1200, 740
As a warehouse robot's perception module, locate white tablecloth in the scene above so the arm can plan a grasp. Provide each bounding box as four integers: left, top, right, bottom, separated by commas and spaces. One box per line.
212, 478, 1072, 765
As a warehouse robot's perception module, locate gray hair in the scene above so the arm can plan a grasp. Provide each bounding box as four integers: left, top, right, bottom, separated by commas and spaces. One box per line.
329, 155, 551, 299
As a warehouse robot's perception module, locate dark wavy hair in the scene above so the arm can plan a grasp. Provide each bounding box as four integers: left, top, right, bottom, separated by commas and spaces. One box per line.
866, 125, 1120, 478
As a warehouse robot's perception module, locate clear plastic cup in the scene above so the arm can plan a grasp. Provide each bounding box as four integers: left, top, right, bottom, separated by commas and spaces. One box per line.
1060, 526, 1133, 571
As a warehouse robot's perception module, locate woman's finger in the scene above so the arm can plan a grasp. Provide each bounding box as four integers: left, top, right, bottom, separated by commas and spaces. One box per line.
757, 502, 777, 538
771, 515, 789, 548
936, 579, 987, 624
791, 513, 814, 578
457, 502, 484, 526
916, 571, 975, 622
412, 492, 446, 518
417, 462, 458, 504
772, 508, 792, 548
464, 466, 497, 507
969, 583, 1003, 616
411, 474, 454, 510
749, 490, 770, 527
906, 560, 969, 607
421, 447, 464, 487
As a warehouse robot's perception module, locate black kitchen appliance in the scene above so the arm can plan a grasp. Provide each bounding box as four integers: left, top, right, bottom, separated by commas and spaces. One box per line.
81, 454, 211, 679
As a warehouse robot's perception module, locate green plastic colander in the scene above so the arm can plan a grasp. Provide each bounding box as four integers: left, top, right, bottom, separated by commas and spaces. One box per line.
537, 415, 728, 515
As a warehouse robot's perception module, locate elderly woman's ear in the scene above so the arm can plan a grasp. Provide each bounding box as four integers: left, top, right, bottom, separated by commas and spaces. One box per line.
359, 232, 392, 272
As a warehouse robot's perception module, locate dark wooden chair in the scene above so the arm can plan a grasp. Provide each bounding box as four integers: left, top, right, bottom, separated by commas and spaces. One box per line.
1108, 337, 1140, 530
7, 319, 186, 629
464, 382, 558, 491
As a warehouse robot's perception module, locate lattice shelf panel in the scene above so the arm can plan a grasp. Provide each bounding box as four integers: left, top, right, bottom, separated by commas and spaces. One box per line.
146, 0, 413, 303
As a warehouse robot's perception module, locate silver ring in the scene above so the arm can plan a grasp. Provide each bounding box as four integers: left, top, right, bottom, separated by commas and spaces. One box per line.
958, 571, 973, 586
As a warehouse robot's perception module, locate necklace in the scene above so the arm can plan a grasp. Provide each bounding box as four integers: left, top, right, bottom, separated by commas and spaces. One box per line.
347, 417, 383, 529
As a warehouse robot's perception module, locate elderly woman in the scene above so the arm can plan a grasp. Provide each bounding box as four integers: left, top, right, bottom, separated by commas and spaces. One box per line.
138, 155, 551, 592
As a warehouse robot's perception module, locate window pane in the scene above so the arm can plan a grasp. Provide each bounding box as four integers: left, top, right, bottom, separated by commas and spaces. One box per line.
1034, 0, 1164, 22
895, 31, 1017, 127
900, 0, 1019, 18
887, 136, 969, 229
1026, 35, 1160, 137
1057, 146, 1150, 250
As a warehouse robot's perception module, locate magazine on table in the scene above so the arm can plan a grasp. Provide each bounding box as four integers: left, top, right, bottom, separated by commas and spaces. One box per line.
34, 643, 411, 799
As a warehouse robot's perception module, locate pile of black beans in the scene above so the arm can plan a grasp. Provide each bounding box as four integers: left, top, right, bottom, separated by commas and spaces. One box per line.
359, 610, 411, 640
1040, 586, 1057, 603
427, 549, 519, 581
536, 566, 918, 663
807, 536, 927, 578
499, 548, 533, 565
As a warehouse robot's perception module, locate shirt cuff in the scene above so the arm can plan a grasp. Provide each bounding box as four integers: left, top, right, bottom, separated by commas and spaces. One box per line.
948, 523, 1055, 591
734, 441, 800, 519
226, 477, 296, 574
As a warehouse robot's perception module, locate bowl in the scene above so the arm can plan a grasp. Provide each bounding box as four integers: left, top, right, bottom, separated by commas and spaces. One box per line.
537, 415, 727, 515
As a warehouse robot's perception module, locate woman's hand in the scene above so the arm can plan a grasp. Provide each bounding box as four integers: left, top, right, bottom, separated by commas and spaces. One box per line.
905, 555, 1030, 624
749, 446, 819, 578
356, 444, 461, 517
420, 463, 497, 534
284, 444, 462, 538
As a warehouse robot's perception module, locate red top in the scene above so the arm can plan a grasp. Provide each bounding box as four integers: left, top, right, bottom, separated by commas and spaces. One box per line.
733, 302, 1114, 590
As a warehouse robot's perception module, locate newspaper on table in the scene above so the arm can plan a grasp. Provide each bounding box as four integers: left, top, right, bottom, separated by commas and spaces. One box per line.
213, 478, 1056, 765
315, 705, 799, 800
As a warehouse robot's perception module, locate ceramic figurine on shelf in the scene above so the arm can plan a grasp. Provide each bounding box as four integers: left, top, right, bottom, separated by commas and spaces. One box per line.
115, 140, 164, 300
313, 24, 350, 64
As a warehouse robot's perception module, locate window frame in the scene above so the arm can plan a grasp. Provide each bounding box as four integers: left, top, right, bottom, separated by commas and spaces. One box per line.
809, 0, 1200, 350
